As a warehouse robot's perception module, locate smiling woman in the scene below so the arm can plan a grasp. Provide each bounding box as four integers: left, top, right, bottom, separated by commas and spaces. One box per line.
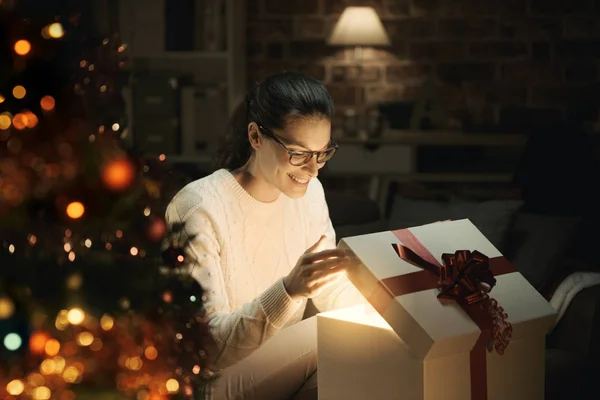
165, 71, 365, 399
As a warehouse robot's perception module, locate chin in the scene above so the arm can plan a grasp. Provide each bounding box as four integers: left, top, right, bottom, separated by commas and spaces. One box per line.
280, 172, 311, 198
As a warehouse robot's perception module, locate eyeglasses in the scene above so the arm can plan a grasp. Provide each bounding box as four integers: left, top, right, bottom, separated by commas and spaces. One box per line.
257, 124, 339, 167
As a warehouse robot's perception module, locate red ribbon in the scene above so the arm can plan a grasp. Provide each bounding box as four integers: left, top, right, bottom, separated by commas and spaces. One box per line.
366, 229, 517, 400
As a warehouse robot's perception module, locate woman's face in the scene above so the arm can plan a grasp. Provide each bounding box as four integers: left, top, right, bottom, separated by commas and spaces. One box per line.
253, 117, 332, 199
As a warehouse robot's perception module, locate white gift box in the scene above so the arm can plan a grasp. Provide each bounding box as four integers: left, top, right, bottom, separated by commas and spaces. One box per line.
317, 219, 557, 400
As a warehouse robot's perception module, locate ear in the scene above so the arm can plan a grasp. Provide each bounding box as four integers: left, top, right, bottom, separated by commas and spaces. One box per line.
247, 122, 262, 150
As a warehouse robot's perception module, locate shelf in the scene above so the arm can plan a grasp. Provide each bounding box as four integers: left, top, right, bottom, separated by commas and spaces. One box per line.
337, 130, 528, 147
134, 51, 229, 60
142, 154, 213, 164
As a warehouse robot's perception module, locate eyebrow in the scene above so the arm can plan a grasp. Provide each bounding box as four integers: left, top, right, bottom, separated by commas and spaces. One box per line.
278, 134, 331, 152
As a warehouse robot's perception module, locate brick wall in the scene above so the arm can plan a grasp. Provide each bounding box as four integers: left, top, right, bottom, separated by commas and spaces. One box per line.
246, 0, 600, 132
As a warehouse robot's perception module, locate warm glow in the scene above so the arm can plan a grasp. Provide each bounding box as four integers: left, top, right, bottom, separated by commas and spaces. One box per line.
66, 202, 85, 219
29, 332, 50, 354
130, 247, 139, 256
100, 314, 114, 330
44, 339, 60, 356
166, 379, 180, 393
126, 356, 143, 370
0, 297, 15, 319
328, 6, 391, 46
76, 332, 94, 346
67, 307, 85, 325
28, 373, 45, 387
63, 366, 79, 383
101, 158, 136, 191
40, 358, 56, 374
24, 111, 38, 128
55, 310, 69, 330
0, 95, 5, 103
46, 22, 65, 39
32, 386, 51, 400
6, 380, 25, 395
12, 113, 27, 130
40, 95, 55, 111
14, 40, 31, 55
144, 345, 158, 360
0, 114, 11, 130
12, 85, 26, 99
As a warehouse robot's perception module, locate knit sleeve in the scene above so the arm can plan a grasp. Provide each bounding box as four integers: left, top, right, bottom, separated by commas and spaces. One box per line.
307, 180, 365, 312
165, 203, 303, 370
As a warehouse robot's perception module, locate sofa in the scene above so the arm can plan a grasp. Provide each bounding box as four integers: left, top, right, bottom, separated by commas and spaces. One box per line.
324, 189, 600, 400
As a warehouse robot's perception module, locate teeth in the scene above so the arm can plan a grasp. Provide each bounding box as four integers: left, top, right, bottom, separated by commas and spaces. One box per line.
289, 174, 309, 184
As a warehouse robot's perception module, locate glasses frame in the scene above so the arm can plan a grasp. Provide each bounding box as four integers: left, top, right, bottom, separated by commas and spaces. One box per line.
257, 124, 339, 166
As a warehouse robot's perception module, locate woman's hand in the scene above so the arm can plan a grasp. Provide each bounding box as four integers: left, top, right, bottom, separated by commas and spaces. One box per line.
283, 235, 352, 302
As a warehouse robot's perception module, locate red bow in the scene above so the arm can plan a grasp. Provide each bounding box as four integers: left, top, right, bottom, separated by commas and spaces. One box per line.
392, 244, 512, 355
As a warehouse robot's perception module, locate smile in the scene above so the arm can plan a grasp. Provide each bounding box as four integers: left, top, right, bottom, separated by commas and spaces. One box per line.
288, 174, 309, 185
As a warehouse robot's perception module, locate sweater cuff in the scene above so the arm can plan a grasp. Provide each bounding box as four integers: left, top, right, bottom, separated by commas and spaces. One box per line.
259, 278, 302, 329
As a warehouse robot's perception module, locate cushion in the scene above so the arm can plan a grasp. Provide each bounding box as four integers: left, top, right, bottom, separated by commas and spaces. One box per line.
505, 213, 581, 292
388, 196, 523, 251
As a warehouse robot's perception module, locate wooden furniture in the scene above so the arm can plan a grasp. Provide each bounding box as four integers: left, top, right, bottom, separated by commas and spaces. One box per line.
323, 129, 528, 213
118, 0, 246, 164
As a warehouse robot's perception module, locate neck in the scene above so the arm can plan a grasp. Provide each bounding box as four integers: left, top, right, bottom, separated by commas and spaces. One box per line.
232, 158, 280, 203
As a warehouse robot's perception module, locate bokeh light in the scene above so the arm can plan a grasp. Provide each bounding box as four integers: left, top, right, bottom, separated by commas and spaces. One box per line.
0, 297, 15, 319
14, 39, 31, 55
40, 95, 55, 111
66, 202, 85, 219
29, 332, 50, 354
12, 85, 26, 99
6, 380, 25, 396
101, 158, 136, 191
0, 113, 11, 130
4, 333, 23, 351
67, 308, 85, 325
42, 22, 65, 39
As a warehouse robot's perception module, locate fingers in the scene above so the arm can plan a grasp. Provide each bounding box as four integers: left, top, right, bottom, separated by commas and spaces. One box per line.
303, 248, 350, 264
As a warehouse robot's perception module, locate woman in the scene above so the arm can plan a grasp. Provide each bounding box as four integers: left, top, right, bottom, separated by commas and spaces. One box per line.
165, 71, 364, 399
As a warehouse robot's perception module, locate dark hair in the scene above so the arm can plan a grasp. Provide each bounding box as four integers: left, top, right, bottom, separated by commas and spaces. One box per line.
214, 71, 334, 171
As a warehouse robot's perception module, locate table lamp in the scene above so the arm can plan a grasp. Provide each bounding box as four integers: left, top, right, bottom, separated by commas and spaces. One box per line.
327, 6, 390, 59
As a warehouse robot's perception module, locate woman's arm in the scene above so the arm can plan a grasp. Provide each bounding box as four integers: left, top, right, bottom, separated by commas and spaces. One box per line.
166, 206, 303, 370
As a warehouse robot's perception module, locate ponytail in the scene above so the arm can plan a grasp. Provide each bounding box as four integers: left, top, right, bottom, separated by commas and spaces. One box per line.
213, 97, 253, 171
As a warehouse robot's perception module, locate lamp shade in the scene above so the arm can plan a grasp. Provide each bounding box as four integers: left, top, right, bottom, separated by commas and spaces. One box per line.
327, 6, 391, 46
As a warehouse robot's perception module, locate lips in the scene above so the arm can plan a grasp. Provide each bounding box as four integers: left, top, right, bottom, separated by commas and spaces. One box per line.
288, 174, 309, 185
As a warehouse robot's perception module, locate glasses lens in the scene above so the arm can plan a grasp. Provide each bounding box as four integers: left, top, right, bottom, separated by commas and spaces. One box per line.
290, 153, 312, 166
317, 147, 337, 163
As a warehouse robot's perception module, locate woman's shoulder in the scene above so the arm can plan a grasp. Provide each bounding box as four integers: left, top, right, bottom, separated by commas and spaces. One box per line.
166, 169, 231, 222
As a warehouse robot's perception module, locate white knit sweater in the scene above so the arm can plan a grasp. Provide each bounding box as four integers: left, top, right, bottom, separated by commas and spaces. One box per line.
165, 169, 363, 370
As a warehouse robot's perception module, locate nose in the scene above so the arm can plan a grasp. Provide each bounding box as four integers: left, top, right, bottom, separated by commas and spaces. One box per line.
304, 154, 320, 176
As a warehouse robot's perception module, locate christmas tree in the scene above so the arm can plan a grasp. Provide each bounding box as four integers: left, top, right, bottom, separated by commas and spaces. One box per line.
0, 1, 211, 398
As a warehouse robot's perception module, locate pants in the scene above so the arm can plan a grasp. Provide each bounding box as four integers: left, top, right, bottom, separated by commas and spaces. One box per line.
202, 316, 318, 400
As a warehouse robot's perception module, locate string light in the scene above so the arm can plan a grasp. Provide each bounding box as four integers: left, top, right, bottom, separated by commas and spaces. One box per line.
12, 85, 26, 99
6, 380, 25, 396
66, 202, 85, 219
0, 113, 11, 130
42, 22, 65, 39
40, 95, 55, 111
14, 39, 31, 55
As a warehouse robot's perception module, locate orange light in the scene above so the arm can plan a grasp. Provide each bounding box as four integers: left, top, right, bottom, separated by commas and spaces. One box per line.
12, 113, 27, 130
101, 158, 136, 191
66, 202, 85, 219
29, 332, 50, 354
23, 111, 38, 128
14, 40, 31, 56
13, 85, 26, 99
40, 95, 55, 111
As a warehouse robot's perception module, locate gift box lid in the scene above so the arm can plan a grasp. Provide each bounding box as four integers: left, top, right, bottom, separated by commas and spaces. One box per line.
338, 219, 558, 361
